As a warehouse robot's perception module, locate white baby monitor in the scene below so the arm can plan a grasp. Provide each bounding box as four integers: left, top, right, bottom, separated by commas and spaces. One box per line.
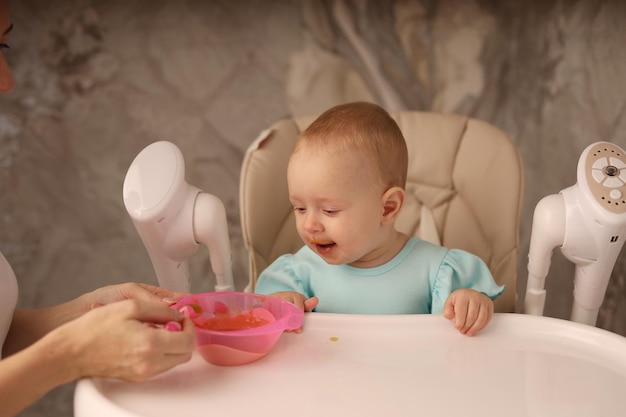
123, 141, 234, 293
524, 141, 626, 325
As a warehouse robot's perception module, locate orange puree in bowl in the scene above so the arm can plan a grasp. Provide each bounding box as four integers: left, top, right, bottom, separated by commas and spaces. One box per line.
193, 309, 274, 331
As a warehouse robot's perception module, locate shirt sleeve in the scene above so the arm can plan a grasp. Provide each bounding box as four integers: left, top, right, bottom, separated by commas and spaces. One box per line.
254, 254, 308, 296
430, 249, 505, 314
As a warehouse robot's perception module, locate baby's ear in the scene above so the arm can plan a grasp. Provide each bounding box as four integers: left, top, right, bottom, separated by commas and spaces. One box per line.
381, 186, 405, 223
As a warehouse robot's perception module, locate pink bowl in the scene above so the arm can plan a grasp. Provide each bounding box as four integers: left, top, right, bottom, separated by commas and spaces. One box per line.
173, 292, 304, 366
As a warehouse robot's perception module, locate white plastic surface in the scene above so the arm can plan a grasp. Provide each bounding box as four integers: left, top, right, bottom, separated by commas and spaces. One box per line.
524, 141, 626, 325
123, 141, 200, 292
192, 193, 234, 292
75, 313, 626, 417
523, 193, 565, 316
123, 141, 234, 292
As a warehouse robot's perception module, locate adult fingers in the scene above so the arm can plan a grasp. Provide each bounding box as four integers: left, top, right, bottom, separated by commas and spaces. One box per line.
149, 317, 197, 355
120, 317, 196, 381
87, 283, 186, 308
120, 282, 188, 303
118, 299, 184, 325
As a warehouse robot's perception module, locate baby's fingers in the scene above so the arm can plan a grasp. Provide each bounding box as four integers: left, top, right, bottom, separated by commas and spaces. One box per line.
445, 294, 471, 332
464, 302, 494, 337
303, 296, 319, 312
456, 300, 479, 334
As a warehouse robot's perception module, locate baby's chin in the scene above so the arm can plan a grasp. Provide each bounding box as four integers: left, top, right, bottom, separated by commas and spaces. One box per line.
319, 256, 344, 265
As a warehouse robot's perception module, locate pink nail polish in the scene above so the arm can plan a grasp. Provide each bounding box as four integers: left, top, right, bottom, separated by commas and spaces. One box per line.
164, 321, 182, 332
179, 305, 200, 318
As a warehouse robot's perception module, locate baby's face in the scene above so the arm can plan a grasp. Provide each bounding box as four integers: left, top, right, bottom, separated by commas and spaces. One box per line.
287, 146, 389, 266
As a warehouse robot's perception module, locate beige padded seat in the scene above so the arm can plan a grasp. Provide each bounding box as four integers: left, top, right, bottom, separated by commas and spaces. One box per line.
239, 111, 523, 313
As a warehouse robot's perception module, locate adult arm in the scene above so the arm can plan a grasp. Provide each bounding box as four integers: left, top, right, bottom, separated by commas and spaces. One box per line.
0, 299, 195, 417
3, 282, 184, 356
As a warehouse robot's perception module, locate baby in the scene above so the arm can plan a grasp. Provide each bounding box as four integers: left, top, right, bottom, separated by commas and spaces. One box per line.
255, 102, 503, 336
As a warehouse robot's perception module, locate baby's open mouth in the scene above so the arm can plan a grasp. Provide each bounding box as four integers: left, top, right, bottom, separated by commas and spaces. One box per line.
310, 239, 336, 254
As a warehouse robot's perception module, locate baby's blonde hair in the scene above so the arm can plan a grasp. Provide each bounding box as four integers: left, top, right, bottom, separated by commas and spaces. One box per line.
292, 101, 408, 189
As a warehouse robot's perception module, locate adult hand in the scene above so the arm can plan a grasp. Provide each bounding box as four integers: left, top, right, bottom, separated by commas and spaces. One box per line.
0, 296, 196, 417
53, 299, 196, 382
3, 282, 190, 357
443, 289, 494, 337
81, 282, 187, 309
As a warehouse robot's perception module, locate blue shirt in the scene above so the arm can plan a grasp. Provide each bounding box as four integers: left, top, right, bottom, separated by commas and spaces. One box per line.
255, 237, 504, 314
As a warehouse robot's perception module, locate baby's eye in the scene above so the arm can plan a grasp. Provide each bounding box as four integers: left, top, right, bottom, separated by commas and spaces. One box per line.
0, 43, 9, 51
323, 209, 339, 215
293, 207, 306, 213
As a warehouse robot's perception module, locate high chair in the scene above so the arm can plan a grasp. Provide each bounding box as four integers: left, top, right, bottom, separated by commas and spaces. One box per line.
239, 110, 523, 313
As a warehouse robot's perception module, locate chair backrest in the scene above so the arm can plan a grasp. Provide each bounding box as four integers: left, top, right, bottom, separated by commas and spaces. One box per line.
239, 111, 523, 312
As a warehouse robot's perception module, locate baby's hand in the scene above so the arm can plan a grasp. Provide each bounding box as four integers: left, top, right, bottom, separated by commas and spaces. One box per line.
443, 289, 494, 336
269, 292, 319, 312
268, 292, 318, 333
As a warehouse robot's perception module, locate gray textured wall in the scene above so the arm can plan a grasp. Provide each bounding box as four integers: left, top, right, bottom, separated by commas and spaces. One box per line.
1, 1, 625, 416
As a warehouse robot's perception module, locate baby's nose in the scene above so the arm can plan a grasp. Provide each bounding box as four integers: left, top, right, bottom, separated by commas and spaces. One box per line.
303, 212, 323, 232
